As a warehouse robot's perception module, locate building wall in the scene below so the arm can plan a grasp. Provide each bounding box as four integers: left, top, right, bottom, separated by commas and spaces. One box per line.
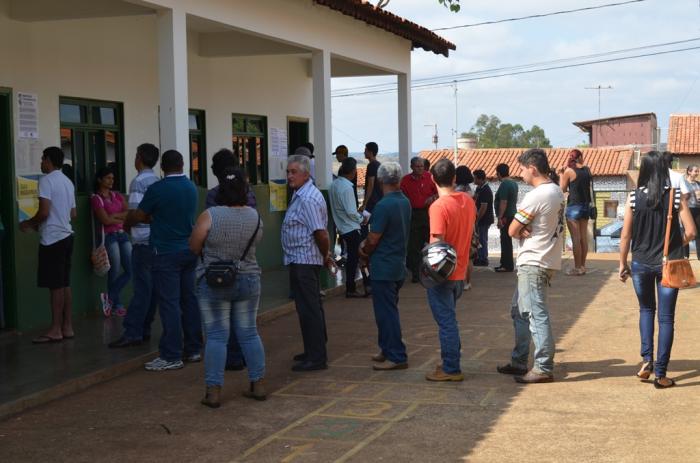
0, 7, 318, 329
590, 115, 656, 148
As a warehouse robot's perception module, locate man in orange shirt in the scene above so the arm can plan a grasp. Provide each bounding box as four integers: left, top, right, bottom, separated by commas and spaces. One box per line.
425, 158, 476, 382
400, 156, 438, 283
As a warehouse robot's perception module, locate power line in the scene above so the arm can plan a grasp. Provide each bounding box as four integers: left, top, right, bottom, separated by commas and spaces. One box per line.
431, 0, 646, 31
332, 37, 700, 95
332, 45, 700, 98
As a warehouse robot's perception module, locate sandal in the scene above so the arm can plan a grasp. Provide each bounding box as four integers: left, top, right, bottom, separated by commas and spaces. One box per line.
653, 377, 675, 389
32, 335, 63, 344
636, 360, 653, 380
565, 267, 584, 276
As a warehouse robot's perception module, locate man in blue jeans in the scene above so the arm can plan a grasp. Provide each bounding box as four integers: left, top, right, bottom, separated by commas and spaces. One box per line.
425, 159, 476, 381
497, 149, 565, 383
360, 162, 411, 371
125, 150, 202, 371
109, 143, 160, 348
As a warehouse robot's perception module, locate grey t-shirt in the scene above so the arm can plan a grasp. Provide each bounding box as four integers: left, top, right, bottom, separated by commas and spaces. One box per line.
197, 206, 262, 278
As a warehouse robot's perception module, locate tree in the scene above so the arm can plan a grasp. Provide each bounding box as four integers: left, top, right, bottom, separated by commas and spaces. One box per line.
374, 1, 460, 12
461, 114, 552, 148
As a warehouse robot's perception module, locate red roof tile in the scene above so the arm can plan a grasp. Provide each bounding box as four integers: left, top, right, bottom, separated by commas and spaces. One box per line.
420, 148, 633, 180
314, 0, 455, 56
668, 114, 700, 155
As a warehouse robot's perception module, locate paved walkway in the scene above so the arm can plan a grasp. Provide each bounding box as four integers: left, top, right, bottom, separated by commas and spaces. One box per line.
1, 254, 699, 462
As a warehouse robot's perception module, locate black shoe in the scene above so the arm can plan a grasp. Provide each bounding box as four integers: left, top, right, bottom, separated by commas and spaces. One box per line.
473, 260, 489, 267
494, 266, 513, 273
108, 336, 143, 348
346, 291, 364, 298
293, 352, 307, 362
292, 360, 328, 372
497, 363, 528, 376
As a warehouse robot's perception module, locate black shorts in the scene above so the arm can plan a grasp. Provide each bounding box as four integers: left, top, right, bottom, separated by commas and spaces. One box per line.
38, 235, 74, 289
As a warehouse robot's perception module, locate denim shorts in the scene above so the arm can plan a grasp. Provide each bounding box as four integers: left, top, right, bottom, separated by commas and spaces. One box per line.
565, 203, 590, 220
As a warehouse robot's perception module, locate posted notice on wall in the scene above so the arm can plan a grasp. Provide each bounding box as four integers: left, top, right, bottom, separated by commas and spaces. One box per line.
268, 127, 288, 180
17, 92, 39, 139
269, 180, 288, 212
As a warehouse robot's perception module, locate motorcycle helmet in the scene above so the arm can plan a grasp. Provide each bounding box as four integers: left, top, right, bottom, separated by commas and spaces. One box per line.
419, 241, 458, 289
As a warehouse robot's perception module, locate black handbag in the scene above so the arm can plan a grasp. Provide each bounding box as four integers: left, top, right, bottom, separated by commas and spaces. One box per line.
203, 213, 261, 288
586, 166, 597, 220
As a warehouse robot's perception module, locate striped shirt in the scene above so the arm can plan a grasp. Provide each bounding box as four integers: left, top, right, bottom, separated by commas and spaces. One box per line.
282, 179, 328, 265
128, 169, 159, 245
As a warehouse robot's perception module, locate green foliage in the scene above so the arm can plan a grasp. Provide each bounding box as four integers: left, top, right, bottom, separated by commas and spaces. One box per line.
462, 114, 552, 149
438, 0, 461, 12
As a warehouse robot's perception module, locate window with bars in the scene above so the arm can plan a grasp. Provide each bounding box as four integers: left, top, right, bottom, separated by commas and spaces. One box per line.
232, 114, 268, 185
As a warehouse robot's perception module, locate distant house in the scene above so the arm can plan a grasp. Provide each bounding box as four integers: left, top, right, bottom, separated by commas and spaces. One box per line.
668, 114, 700, 168
573, 113, 658, 149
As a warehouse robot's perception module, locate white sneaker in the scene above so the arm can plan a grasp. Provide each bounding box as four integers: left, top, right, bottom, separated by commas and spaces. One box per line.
144, 357, 184, 371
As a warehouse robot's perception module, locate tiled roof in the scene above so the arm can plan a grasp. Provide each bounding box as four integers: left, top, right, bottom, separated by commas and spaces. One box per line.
313, 0, 455, 56
668, 114, 700, 155
420, 148, 634, 180
357, 166, 367, 188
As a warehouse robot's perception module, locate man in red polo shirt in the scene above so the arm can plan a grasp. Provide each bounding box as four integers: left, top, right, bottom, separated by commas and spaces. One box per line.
400, 156, 438, 283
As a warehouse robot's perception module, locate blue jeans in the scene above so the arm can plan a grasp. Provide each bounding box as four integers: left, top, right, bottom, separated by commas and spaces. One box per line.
477, 222, 490, 264
198, 274, 265, 386
122, 244, 157, 341
104, 231, 132, 307
152, 249, 202, 362
510, 265, 555, 374
427, 280, 464, 374
370, 279, 407, 364
631, 261, 678, 378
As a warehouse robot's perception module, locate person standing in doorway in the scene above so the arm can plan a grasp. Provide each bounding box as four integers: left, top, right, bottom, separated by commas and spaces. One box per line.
473, 169, 494, 267
330, 157, 369, 298
424, 159, 476, 382
108, 143, 160, 348
494, 163, 518, 272
560, 149, 592, 275
20, 147, 76, 343
360, 162, 411, 371
282, 154, 334, 371
497, 149, 565, 384
400, 156, 437, 283
91, 167, 130, 317
125, 150, 202, 371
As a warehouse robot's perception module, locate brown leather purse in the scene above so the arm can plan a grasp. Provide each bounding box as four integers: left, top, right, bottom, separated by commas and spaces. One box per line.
661, 188, 696, 289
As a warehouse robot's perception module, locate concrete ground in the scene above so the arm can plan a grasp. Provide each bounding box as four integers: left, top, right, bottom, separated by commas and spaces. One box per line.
1, 254, 699, 462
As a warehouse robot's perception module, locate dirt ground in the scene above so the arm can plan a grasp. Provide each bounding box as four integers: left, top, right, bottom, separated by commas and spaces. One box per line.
1, 254, 699, 462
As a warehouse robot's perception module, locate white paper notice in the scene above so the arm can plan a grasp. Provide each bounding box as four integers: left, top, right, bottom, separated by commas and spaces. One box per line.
17, 92, 39, 139
269, 127, 288, 179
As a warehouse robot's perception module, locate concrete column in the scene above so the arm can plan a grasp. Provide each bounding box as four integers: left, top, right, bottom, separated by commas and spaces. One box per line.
397, 71, 412, 174
312, 49, 332, 189
157, 8, 190, 173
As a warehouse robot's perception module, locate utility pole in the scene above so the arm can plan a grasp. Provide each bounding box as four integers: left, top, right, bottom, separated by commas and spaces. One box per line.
453, 81, 458, 165
584, 84, 613, 118
424, 123, 438, 150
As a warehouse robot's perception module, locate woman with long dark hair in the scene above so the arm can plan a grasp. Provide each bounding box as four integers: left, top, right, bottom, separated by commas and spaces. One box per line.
619, 151, 696, 388
683, 164, 700, 259
560, 149, 592, 275
190, 167, 266, 407
91, 166, 130, 317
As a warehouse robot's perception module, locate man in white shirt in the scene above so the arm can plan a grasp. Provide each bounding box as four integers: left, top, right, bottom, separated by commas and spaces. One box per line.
20, 146, 77, 343
497, 148, 565, 384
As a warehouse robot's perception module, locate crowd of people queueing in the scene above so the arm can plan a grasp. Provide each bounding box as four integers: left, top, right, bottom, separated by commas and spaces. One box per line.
18, 143, 697, 410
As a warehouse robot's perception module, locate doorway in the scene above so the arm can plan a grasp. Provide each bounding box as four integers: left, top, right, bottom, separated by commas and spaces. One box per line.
287, 118, 309, 155
0, 88, 16, 329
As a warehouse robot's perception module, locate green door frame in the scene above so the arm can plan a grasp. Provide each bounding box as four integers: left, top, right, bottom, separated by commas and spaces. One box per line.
0, 87, 18, 329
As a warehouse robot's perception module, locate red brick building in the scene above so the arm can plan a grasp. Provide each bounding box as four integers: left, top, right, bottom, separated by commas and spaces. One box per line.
668, 114, 700, 168
573, 113, 657, 148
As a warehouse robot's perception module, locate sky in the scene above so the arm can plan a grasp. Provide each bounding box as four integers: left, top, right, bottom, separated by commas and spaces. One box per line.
330, 0, 700, 154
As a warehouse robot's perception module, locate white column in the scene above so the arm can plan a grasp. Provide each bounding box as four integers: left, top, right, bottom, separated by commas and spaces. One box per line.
312, 49, 332, 189
397, 71, 412, 174
157, 8, 190, 173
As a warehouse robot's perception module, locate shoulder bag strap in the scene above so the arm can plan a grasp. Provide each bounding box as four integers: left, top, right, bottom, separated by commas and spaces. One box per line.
238, 212, 261, 263
663, 188, 675, 261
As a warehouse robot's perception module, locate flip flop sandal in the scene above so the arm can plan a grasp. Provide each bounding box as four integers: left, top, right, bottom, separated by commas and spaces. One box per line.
32, 335, 63, 344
